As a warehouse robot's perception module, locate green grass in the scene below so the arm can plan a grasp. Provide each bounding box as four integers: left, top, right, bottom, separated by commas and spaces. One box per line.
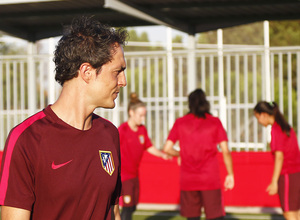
132, 210, 285, 220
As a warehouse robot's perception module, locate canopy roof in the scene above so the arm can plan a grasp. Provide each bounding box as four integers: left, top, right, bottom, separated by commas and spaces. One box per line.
1, 0, 300, 42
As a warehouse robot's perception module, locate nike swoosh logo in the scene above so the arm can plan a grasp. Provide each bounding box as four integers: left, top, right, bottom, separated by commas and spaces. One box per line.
51, 160, 73, 170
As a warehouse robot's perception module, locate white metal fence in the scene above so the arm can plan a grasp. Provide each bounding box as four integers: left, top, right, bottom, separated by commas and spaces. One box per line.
1, 42, 300, 151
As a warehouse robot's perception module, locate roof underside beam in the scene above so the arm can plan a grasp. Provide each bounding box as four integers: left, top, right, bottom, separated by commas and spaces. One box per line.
104, 0, 195, 34
0, 0, 61, 5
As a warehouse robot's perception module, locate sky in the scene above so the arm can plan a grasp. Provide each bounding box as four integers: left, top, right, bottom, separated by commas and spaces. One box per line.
0, 25, 195, 56
128, 25, 189, 43
1, 25, 190, 47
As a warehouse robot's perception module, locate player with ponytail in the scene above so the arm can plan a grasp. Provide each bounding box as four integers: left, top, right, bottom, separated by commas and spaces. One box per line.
118, 93, 170, 220
164, 88, 234, 220
254, 101, 300, 220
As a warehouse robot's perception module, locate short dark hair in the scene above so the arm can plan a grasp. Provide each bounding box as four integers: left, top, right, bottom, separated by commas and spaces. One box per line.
54, 16, 128, 86
188, 88, 210, 118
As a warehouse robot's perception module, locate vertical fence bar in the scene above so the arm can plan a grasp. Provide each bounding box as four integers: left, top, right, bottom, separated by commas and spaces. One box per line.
226, 55, 232, 149
39, 61, 44, 109
0, 60, 4, 148
270, 53, 275, 100
244, 55, 249, 151
20, 61, 25, 121
297, 52, 300, 145
13, 61, 18, 125
122, 67, 128, 122
5, 62, 11, 134
130, 58, 135, 93
162, 56, 168, 142
178, 56, 183, 116
278, 53, 284, 112
139, 57, 143, 96
201, 55, 205, 90
154, 57, 159, 148
287, 53, 292, 126
146, 57, 151, 137
252, 54, 259, 151
209, 55, 214, 109
235, 55, 240, 151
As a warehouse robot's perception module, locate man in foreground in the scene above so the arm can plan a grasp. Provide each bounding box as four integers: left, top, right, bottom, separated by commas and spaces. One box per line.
0, 16, 127, 220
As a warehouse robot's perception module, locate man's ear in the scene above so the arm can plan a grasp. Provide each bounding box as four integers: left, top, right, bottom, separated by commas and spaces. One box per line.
79, 63, 94, 84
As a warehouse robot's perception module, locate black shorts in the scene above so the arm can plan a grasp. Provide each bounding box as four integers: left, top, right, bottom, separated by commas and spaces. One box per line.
278, 172, 300, 212
180, 189, 225, 219
121, 177, 140, 207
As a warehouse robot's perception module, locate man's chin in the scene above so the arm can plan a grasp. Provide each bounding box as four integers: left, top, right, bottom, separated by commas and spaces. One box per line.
101, 101, 116, 109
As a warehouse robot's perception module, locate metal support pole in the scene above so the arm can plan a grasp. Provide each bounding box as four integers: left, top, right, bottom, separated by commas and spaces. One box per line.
187, 34, 196, 93
264, 20, 271, 143
217, 29, 227, 129
27, 42, 36, 116
167, 27, 175, 129
264, 21, 271, 102
48, 37, 56, 104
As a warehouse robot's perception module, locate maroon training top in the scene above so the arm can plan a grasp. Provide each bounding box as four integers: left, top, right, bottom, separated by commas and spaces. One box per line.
167, 113, 228, 191
0, 105, 121, 220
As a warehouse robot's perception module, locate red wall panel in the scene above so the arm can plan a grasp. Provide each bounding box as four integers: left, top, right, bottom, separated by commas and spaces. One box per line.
139, 152, 280, 207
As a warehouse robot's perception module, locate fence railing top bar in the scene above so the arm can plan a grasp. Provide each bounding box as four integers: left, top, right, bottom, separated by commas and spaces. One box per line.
0, 55, 29, 59
270, 46, 300, 51
126, 41, 300, 49
124, 50, 167, 56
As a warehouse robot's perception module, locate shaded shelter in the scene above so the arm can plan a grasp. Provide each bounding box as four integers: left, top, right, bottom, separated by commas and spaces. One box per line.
0, 0, 300, 41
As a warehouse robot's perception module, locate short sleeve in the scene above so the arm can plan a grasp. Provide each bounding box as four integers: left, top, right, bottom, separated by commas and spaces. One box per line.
270, 124, 286, 152
215, 118, 228, 143
111, 170, 121, 205
167, 120, 179, 143
142, 127, 153, 149
0, 130, 35, 211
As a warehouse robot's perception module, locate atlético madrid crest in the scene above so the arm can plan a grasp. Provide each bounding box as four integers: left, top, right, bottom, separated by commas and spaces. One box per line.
139, 135, 145, 144
99, 150, 115, 176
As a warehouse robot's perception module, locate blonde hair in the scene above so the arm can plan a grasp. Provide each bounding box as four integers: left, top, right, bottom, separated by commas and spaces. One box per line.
127, 92, 146, 114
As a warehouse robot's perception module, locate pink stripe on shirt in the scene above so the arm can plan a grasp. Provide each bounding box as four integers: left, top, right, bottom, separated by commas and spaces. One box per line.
284, 174, 290, 211
0, 111, 46, 204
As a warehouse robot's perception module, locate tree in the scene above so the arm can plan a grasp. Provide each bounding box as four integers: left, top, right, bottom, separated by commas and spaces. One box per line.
0, 33, 27, 55
198, 22, 264, 45
172, 35, 183, 43
125, 29, 164, 51
269, 20, 300, 46
197, 19, 300, 46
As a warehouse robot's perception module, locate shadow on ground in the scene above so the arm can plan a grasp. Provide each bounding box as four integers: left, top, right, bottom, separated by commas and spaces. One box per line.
144, 211, 181, 220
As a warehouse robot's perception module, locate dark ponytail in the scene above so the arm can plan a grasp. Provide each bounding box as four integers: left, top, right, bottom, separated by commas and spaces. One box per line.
188, 88, 211, 118
254, 101, 291, 136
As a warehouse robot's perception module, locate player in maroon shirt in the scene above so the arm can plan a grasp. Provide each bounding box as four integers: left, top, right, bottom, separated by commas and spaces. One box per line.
0, 16, 128, 220
254, 101, 300, 220
118, 93, 169, 220
164, 89, 234, 220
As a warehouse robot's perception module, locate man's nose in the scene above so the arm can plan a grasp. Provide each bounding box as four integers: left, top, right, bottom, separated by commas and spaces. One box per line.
119, 71, 127, 87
